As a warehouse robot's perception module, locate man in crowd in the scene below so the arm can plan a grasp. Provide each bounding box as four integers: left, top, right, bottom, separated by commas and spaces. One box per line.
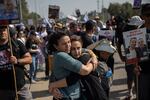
0, 25, 32, 100
135, 3, 150, 100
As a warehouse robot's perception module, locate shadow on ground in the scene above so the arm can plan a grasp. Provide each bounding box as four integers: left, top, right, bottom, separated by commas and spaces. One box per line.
32, 90, 51, 99
110, 89, 128, 100
113, 78, 127, 86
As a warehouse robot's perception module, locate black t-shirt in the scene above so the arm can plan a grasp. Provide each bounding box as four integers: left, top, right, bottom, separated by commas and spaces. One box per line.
26, 39, 38, 55
81, 32, 95, 48
0, 40, 27, 90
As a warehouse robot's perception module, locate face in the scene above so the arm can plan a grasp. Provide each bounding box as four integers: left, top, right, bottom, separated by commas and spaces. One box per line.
99, 51, 110, 60
5, 2, 14, 11
71, 41, 82, 58
138, 38, 144, 47
0, 28, 8, 41
55, 36, 71, 53
130, 38, 137, 49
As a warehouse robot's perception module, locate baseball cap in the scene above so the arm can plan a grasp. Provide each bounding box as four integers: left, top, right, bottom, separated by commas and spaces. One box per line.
128, 16, 145, 27
87, 39, 116, 53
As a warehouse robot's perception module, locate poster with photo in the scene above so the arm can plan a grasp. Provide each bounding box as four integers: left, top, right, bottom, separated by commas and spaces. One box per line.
0, 0, 20, 24
99, 30, 115, 42
123, 28, 148, 64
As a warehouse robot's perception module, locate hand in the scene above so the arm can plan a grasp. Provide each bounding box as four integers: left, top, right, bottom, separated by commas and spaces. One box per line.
91, 58, 98, 71
134, 65, 141, 76
49, 88, 63, 100
48, 84, 63, 99
10, 56, 17, 64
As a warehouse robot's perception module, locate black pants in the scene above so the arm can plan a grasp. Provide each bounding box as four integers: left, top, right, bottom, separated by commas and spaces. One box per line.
138, 73, 150, 100
45, 57, 49, 77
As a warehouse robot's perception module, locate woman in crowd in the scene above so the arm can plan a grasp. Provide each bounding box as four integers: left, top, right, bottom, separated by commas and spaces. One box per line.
48, 32, 96, 100
48, 36, 115, 100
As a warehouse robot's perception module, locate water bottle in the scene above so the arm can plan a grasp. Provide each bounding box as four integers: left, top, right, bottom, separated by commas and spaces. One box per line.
105, 68, 112, 78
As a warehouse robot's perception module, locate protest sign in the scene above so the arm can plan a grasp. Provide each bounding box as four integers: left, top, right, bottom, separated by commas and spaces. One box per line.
99, 29, 115, 42
123, 28, 148, 64
133, 0, 142, 9
0, 0, 20, 24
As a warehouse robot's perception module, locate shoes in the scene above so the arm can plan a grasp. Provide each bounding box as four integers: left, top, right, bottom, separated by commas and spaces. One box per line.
31, 79, 37, 84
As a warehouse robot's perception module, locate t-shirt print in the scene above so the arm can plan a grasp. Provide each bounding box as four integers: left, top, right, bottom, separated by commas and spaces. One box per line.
0, 49, 13, 70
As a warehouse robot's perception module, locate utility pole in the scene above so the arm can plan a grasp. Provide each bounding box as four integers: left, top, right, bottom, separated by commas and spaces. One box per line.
97, 0, 100, 13
102, 0, 104, 21
34, 0, 38, 29
19, 0, 23, 22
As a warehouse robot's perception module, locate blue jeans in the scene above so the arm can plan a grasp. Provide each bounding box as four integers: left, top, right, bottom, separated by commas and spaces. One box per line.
30, 54, 38, 80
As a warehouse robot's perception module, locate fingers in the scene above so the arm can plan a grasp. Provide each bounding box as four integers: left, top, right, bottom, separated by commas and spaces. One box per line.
10, 56, 17, 64
134, 66, 141, 76
53, 89, 63, 99
48, 87, 63, 99
91, 58, 98, 71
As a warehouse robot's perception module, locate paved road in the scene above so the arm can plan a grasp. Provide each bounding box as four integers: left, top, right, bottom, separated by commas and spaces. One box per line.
30, 52, 128, 100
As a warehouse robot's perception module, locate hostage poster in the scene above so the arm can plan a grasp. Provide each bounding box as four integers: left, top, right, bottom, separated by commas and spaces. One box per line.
99, 29, 115, 42
123, 28, 148, 64
0, 0, 20, 24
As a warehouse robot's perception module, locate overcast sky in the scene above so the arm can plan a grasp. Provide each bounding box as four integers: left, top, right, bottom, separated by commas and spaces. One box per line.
26, 0, 149, 18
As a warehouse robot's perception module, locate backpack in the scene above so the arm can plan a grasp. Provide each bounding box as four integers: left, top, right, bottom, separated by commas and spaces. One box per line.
80, 74, 108, 100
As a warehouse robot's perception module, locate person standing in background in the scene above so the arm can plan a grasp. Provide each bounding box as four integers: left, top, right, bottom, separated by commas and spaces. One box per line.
135, 3, 150, 100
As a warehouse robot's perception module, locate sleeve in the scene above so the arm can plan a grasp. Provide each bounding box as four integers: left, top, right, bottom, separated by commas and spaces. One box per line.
57, 52, 82, 73
17, 40, 28, 57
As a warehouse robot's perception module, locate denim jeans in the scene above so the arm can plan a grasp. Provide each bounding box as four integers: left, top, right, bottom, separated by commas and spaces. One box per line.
30, 54, 38, 80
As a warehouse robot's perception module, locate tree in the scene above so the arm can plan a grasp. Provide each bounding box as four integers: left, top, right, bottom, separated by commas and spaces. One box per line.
108, 3, 122, 16
108, 2, 135, 19
121, 2, 134, 19
20, 0, 29, 20
20, 0, 41, 25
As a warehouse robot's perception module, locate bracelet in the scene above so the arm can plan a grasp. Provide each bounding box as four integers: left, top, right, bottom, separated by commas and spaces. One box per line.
17, 59, 20, 65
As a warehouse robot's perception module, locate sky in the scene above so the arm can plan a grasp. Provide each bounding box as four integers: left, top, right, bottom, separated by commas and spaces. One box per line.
26, 0, 149, 18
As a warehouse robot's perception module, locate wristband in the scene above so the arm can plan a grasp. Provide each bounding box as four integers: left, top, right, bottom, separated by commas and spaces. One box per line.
17, 59, 20, 65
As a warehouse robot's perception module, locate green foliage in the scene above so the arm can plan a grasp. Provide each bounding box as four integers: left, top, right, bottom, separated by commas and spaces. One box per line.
108, 3, 122, 16
20, 0, 41, 24
21, 0, 29, 19
108, 2, 135, 19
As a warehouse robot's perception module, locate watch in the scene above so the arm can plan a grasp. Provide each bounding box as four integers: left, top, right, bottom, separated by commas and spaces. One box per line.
17, 59, 20, 65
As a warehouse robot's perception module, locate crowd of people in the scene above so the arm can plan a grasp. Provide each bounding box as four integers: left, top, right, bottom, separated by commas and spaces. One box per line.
0, 2, 149, 100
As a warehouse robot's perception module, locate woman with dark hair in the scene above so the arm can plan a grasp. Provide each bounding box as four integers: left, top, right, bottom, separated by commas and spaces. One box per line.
48, 32, 96, 100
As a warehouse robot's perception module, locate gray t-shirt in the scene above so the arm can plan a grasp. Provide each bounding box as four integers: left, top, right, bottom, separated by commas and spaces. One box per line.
52, 52, 82, 99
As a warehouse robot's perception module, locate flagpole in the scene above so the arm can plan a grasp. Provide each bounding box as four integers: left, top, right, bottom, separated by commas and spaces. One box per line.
7, 26, 18, 100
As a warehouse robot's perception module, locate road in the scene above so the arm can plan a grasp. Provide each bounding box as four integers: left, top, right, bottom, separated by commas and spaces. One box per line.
30, 52, 128, 100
